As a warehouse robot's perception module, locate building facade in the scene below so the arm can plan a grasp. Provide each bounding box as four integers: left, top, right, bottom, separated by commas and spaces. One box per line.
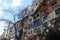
21, 0, 60, 40
8, 20, 23, 40
15, 21, 23, 40
8, 0, 60, 40
9, 26, 15, 40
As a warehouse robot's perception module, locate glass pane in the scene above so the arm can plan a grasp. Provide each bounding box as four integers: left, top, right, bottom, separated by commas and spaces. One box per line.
55, 8, 60, 15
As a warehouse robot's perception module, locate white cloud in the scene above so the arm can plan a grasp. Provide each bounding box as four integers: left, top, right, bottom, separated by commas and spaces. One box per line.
0, 27, 4, 36
0, 7, 2, 9
0, 26, 4, 36
3, 3, 9, 9
0, 8, 3, 18
0, 0, 2, 4
0, 21, 8, 27
12, 0, 22, 7
0, 21, 8, 36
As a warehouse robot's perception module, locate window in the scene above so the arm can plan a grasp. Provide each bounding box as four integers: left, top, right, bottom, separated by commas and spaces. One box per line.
37, 28, 41, 34
29, 16, 33, 22
28, 30, 32, 34
28, 31, 30, 34
55, 20, 60, 27
29, 18, 32, 22
55, 8, 60, 15
55, 21, 60, 26
34, 20, 37, 27
43, 22, 50, 32
34, 28, 37, 33
25, 27, 27, 29
37, 14, 40, 17
31, 22, 34, 28
27, 23, 33, 30
28, 24, 30, 30
36, 3, 38, 6
30, 30, 32, 34
37, 18, 42, 26
51, 2, 57, 6
35, 14, 40, 18
30, 23, 33, 29
43, 16, 48, 21
32, 9, 34, 12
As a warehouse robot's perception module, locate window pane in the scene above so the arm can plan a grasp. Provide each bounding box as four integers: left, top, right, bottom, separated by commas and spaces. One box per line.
55, 8, 60, 15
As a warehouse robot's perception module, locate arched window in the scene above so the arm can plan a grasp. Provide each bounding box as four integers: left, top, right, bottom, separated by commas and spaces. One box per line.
55, 8, 60, 15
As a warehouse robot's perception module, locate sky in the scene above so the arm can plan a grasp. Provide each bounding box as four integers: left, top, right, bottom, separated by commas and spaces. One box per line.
0, 0, 32, 36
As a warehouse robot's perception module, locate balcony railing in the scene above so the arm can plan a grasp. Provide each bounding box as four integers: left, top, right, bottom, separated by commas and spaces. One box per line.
23, 13, 29, 18
27, 17, 43, 30
27, 25, 43, 36
37, 27, 41, 34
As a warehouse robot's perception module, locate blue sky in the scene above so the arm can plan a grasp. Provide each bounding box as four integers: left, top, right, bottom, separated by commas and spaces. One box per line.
0, 0, 32, 36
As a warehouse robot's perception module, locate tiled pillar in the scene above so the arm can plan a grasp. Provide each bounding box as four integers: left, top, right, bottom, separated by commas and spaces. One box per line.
32, 35, 36, 40
36, 35, 42, 40
26, 36, 30, 40
39, 36, 42, 40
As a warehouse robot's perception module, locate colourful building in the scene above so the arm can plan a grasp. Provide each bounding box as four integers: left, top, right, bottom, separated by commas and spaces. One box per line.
21, 0, 60, 40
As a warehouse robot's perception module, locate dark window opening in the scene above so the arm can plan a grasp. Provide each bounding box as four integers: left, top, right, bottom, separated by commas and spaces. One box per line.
25, 27, 27, 29
35, 14, 40, 19
36, 3, 38, 6
55, 8, 60, 15
37, 14, 40, 17
32, 9, 34, 12
34, 28, 37, 33
51, 2, 57, 6
29, 18, 32, 22
43, 16, 47, 21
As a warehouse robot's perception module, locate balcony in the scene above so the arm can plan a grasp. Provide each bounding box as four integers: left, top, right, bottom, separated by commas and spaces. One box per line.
43, 16, 48, 23
51, 2, 58, 9
22, 8, 29, 18
27, 29, 33, 36
27, 25, 43, 36
22, 12, 29, 18
37, 27, 41, 34
23, 27, 28, 32
27, 17, 43, 30
29, 0, 44, 15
